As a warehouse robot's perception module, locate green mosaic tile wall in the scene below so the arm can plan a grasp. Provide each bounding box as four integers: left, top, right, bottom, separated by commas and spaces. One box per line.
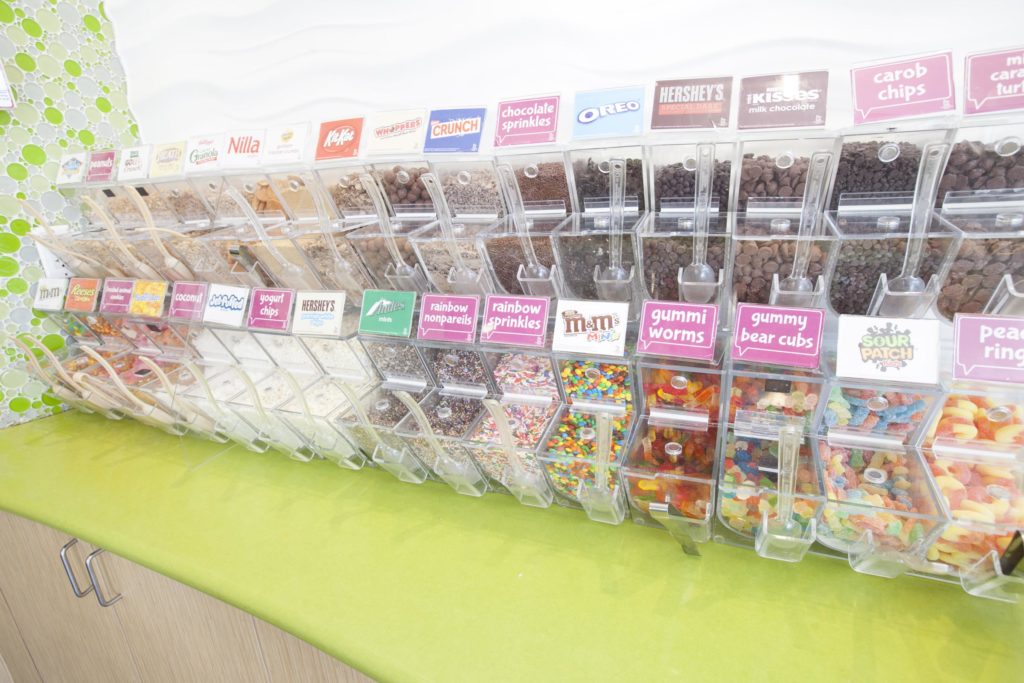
0, 0, 138, 427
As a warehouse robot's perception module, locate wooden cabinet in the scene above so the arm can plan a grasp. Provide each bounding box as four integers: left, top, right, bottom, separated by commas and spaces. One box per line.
0, 512, 372, 683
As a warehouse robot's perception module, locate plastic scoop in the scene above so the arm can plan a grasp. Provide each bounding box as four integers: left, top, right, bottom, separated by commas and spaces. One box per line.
78, 346, 182, 431
338, 383, 427, 482
481, 399, 553, 508
495, 163, 564, 298
137, 357, 223, 440
19, 200, 116, 278
680, 143, 718, 304
593, 159, 635, 303
224, 186, 320, 290
753, 424, 816, 562
870, 142, 951, 317
770, 151, 833, 307
395, 391, 487, 496
2, 333, 99, 414
81, 195, 163, 280
358, 174, 430, 292
310, 182, 368, 302
577, 411, 627, 524
124, 185, 195, 281
277, 369, 323, 463
420, 173, 493, 295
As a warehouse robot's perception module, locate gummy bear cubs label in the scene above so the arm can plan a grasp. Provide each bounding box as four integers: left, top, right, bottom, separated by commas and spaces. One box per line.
964, 46, 1024, 116
202, 284, 250, 327
638, 301, 718, 361
835, 315, 939, 385
417, 294, 479, 343
423, 107, 486, 153
731, 304, 823, 369
291, 291, 346, 337
552, 299, 629, 356
480, 295, 549, 348
359, 289, 416, 338
64, 278, 101, 312
850, 52, 955, 125
33, 278, 68, 311
494, 96, 559, 148
953, 314, 1024, 385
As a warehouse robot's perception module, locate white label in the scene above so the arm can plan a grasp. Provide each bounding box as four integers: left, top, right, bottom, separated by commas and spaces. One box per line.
0, 66, 14, 109
185, 134, 224, 174
33, 278, 68, 311
291, 291, 346, 337
149, 142, 187, 178
262, 123, 310, 166
551, 299, 629, 356
364, 109, 427, 155
835, 315, 940, 385
56, 152, 87, 185
202, 283, 250, 327
117, 145, 151, 182
222, 129, 265, 169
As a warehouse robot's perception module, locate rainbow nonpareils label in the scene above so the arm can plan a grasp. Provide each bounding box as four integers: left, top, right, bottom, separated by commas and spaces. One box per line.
417, 294, 479, 343
480, 295, 549, 348
851, 53, 955, 124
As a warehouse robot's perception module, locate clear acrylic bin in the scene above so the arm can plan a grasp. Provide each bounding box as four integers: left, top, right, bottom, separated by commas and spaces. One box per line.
938, 120, 1024, 204
734, 135, 835, 213
647, 140, 734, 215
551, 213, 641, 301
465, 398, 557, 501
728, 364, 825, 433
478, 216, 562, 296
566, 143, 646, 214
639, 212, 730, 303
345, 218, 433, 291
429, 157, 505, 218
333, 386, 431, 483
276, 377, 364, 468
820, 382, 940, 446
493, 149, 573, 215
409, 219, 494, 294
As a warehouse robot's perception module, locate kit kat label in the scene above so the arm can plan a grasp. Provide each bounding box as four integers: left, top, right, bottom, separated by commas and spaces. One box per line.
117, 145, 150, 182
358, 289, 416, 337
203, 283, 250, 327
222, 129, 265, 168
33, 278, 68, 311
731, 303, 823, 369
835, 315, 939, 385
552, 299, 628, 356
965, 47, 1024, 115
262, 123, 309, 165
651, 77, 732, 129
494, 96, 559, 147
99, 278, 135, 314
86, 150, 116, 183
168, 281, 209, 321
851, 53, 955, 124
573, 86, 645, 139
149, 142, 186, 178
185, 135, 224, 173
128, 280, 168, 318
738, 71, 828, 129
365, 109, 426, 155
480, 295, 549, 348
953, 314, 1024, 384
315, 117, 364, 160
291, 291, 346, 336
63, 278, 101, 312
56, 152, 87, 185
638, 301, 718, 361
417, 294, 479, 343
247, 287, 294, 331
423, 107, 485, 153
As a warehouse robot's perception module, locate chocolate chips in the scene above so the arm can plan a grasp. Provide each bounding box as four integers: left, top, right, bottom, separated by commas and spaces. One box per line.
653, 161, 732, 213
736, 154, 809, 212
830, 141, 922, 210
937, 219, 1024, 320
937, 139, 1024, 205
555, 232, 636, 300
730, 224, 831, 305
571, 157, 645, 212
641, 235, 727, 301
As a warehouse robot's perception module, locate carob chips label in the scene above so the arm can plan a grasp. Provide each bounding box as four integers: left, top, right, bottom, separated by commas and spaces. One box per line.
651, 77, 732, 129
638, 301, 718, 361
731, 303, 823, 369
850, 53, 955, 124
965, 47, 1024, 116
738, 71, 828, 129
953, 314, 1024, 384
480, 295, 549, 348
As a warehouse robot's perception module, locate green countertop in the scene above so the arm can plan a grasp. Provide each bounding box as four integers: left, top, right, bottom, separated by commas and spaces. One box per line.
0, 412, 1020, 682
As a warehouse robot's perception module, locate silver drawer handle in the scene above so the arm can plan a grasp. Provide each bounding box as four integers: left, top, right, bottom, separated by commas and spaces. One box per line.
84, 549, 122, 607
59, 539, 94, 598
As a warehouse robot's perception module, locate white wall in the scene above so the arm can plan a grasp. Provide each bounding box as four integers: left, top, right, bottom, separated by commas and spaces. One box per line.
106, 0, 1023, 144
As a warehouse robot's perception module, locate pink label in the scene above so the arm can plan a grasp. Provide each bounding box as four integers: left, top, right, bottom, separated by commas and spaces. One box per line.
494, 96, 559, 147
168, 281, 209, 322
965, 47, 1024, 115
86, 150, 116, 183
247, 287, 294, 331
953, 314, 1024, 384
851, 53, 956, 124
99, 278, 135, 314
417, 294, 479, 343
480, 295, 549, 348
637, 301, 718, 361
731, 304, 824, 369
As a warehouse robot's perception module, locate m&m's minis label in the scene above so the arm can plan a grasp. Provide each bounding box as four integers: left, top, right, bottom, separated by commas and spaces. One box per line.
732, 304, 823, 369
480, 295, 549, 348
638, 301, 718, 361
552, 299, 629, 356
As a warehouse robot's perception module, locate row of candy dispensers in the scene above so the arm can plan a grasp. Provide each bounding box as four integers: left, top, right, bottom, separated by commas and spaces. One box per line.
9, 271, 1022, 604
